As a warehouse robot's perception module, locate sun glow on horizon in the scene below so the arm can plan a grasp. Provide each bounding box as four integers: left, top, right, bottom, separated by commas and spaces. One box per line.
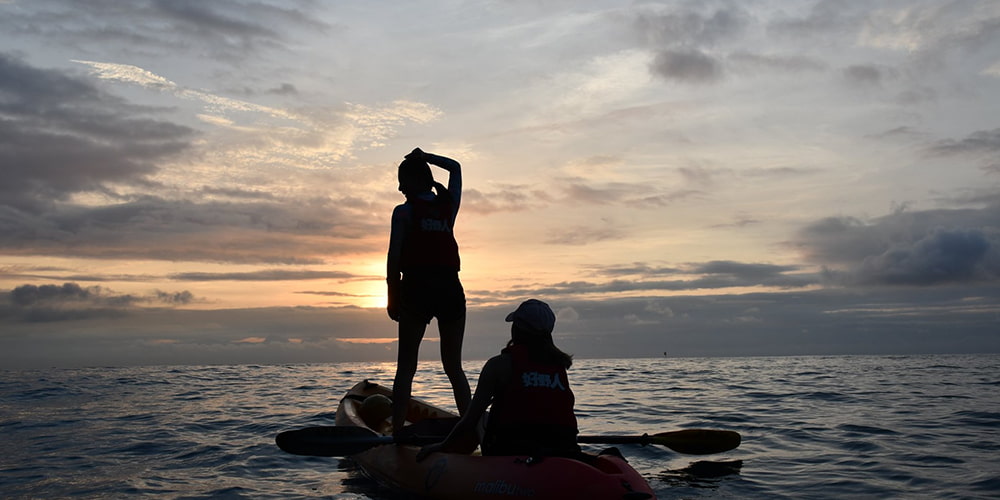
357, 260, 388, 309
364, 282, 388, 309
336, 337, 396, 344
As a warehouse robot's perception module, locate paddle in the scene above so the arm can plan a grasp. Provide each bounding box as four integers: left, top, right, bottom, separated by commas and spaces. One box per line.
276, 426, 740, 457
577, 429, 741, 455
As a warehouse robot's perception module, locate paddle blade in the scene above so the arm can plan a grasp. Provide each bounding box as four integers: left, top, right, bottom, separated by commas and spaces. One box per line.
276, 426, 391, 456
651, 429, 741, 455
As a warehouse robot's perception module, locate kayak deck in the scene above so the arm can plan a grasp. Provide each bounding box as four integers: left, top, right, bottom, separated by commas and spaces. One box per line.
334, 379, 656, 500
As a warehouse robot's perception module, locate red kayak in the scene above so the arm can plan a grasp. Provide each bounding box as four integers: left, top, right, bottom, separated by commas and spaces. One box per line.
334, 380, 656, 500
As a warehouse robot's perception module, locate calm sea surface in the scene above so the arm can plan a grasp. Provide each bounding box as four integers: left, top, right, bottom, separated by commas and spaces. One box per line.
2, 355, 998, 499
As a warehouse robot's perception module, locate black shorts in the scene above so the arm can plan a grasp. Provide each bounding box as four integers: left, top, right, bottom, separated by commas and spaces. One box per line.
400, 270, 466, 324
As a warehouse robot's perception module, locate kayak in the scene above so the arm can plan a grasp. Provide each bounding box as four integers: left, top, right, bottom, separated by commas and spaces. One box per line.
334, 379, 656, 500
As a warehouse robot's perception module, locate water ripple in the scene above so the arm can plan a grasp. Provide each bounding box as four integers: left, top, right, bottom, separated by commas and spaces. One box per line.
1, 354, 998, 499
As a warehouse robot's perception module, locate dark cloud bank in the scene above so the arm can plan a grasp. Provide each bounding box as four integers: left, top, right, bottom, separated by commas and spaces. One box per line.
1, 282, 997, 369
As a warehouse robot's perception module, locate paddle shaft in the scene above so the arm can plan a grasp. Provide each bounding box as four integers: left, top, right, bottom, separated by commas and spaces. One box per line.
582, 429, 741, 455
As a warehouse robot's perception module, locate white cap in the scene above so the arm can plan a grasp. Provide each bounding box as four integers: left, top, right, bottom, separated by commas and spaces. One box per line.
505, 299, 556, 334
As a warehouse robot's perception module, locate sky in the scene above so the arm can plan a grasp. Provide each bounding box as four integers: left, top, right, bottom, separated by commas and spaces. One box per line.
1, 0, 999, 369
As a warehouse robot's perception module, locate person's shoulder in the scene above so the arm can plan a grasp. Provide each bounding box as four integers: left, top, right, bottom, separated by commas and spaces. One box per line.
482, 353, 512, 385
484, 352, 510, 369
490, 352, 515, 371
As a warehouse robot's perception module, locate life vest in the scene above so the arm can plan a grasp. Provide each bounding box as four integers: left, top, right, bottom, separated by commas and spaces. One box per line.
487, 344, 577, 432
400, 196, 460, 273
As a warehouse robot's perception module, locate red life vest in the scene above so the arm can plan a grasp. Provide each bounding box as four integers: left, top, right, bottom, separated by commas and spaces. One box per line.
400, 196, 460, 273
488, 344, 577, 431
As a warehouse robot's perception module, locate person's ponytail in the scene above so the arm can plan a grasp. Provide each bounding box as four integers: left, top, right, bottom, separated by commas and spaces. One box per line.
509, 325, 573, 369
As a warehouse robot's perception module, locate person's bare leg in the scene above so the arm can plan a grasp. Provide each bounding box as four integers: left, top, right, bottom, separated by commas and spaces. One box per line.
438, 316, 471, 415
392, 317, 427, 434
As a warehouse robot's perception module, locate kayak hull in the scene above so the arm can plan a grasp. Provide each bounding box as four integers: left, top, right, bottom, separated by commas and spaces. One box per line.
335, 380, 656, 500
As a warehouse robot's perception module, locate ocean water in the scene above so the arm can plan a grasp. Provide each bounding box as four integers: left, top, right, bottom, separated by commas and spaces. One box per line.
1, 354, 998, 499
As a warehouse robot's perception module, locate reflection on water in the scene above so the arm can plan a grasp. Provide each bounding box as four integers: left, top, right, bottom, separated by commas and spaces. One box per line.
658, 460, 743, 489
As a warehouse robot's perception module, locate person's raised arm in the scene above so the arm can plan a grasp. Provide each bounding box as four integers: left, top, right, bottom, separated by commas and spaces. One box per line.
408, 148, 462, 211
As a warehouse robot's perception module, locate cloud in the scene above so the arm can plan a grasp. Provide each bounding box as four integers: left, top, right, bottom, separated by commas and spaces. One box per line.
794, 215, 887, 264
155, 290, 196, 305
461, 188, 541, 215
869, 126, 926, 141
728, 52, 828, 74
544, 225, 627, 246
562, 182, 629, 204
691, 261, 801, 281
628, 189, 705, 208
711, 214, 761, 229
650, 49, 723, 83
634, 6, 751, 48
591, 263, 684, 277
267, 83, 298, 95
150, 0, 285, 41
0, 55, 430, 266
635, 0, 844, 84
0, 195, 384, 264
857, 228, 994, 285
0, 0, 329, 63
794, 202, 1000, 286
72, 61, 442, 169
73, 59, 302, 121
8, 282, 195, 308
927, 128, 1000, 157
168, 269, 368, 281
767, 2, 870, 41
678, 165, 715, 185
589, 261, 805, 282
0, 265, 159, 284
297, 290, 371, 298
2, 282, 197, 323
842, 64, 892, 87
558, 179, 706, 209
858, 2, 1000, 58
0, 53, 195, 211
586, 260, 810, 288
10, 283, 98, 307
500, 260, 817, 297
198, 186, 278, 200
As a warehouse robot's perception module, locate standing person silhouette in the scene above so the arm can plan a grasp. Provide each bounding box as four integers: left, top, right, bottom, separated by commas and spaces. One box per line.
386, 147, 471, 434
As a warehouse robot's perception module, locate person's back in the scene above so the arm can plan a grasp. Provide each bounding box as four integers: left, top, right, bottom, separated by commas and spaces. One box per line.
399, 194, 460, 273
482, 342, 579, 457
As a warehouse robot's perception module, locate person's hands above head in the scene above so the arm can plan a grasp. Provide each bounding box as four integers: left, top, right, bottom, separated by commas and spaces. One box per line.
404, 147, 425, 161
415, 442, 443, 462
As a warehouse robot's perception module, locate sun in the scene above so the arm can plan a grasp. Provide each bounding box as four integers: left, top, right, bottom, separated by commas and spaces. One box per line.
364, 280, 388, 309
357, 260, 388, 309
